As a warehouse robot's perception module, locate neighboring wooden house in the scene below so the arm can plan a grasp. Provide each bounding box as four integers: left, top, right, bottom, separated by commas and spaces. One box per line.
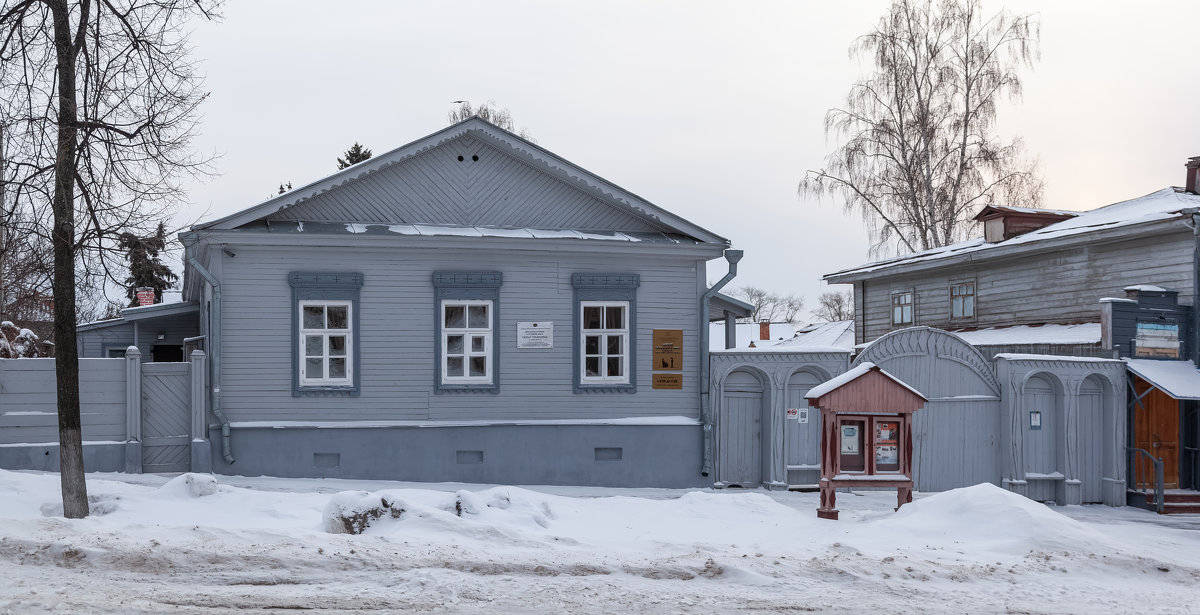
177, 117, 738, 487
825, 182, 1200, 348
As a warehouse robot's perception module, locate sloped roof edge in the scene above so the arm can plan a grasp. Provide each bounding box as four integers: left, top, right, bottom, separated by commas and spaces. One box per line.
194, 117, 728, 245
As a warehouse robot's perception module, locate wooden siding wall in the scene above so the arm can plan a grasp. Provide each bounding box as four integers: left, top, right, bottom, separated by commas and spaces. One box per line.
216, 245, 704, 422
264, 136, 663, 233
78, 315, 200, 360
854, 231, 1193, 344
811, 370, 924, 414
0, 358, 127, 444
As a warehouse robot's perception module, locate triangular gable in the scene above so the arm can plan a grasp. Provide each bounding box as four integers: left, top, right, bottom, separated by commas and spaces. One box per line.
805, 363, 926, 414
197, 118, 727, 244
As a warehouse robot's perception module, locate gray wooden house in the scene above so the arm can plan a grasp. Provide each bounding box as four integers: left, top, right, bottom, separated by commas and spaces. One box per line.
175, 117, 739, 487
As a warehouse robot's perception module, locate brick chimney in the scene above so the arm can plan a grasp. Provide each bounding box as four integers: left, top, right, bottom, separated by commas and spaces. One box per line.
759, 320, 771, 341
1186, 156, 1200, 194
135, 287, 156, 307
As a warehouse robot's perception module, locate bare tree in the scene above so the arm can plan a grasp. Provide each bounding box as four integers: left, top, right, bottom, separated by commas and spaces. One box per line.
813, 290, 854, 322
799, 0, 1042, 256
729, 285, 805, 324
0, 0, 218, 518
448, 100, 535, 142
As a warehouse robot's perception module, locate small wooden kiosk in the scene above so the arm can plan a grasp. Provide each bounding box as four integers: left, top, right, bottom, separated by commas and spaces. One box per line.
805, 363, 927, 520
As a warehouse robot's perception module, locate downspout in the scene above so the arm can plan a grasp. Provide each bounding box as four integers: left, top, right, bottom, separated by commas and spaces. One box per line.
1191, 211, 1200, 365
181, 233, 235, 464
699, 249, 743, 477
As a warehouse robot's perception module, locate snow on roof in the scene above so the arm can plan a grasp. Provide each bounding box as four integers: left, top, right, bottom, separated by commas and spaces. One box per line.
950, 323, 1101, 346
1125, 359, 1200, 400
805, 362, 926, 401
827, 187, 1200, 280
993, 353, 1124, 364
1123, 284, 1168, 293
708, 322, 797, 351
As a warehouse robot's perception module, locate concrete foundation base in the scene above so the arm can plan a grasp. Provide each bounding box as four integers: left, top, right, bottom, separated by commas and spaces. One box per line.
0, 441, 127, 473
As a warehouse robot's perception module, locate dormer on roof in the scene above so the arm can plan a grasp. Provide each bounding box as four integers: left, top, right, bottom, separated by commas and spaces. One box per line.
973, 205, 1077, 244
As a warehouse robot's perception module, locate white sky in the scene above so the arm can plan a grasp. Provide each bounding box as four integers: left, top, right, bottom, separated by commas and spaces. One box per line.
183, 1, 1200, 317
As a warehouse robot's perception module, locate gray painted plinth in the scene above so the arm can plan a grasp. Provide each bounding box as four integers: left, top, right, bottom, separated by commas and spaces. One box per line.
1101, 478, 1126, 507
191, 440, 213, 474
0, 442, 126, 473
207, 424, 706, 488
124, 441, 142, 474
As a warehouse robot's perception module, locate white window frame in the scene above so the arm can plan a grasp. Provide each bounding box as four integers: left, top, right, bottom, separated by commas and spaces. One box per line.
579, 300, 630, 385
950, 280, 976, 319
298, 299, 353, 387
440, 299, 493, 385
891, 291, 913, 326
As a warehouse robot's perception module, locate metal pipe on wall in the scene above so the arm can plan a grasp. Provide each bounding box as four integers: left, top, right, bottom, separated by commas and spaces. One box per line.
181, 233, 234, 464
699, 249, 743, 477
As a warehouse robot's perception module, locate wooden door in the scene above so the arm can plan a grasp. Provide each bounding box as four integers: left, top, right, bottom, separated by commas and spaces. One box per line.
1077, 378, 1105, 503
1133, 377, 1180, 489
141, 363, 191, 473
785, 371, 822, 486
719, 370, 763, 487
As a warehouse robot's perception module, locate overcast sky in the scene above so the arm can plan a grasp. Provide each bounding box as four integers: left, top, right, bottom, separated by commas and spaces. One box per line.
183, 1, 1200, 318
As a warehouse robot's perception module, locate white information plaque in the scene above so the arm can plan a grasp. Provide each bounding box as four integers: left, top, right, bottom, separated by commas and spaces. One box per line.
517, 322, 553, 349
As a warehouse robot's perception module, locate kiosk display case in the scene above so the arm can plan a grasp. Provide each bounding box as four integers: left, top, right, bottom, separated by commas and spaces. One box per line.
804, 363, 927, 520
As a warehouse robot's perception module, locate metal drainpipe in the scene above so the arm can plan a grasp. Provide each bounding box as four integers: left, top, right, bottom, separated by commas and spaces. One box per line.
1192, 213, 1200, 365
699, 249, 743, 477
181, 233, 235, 464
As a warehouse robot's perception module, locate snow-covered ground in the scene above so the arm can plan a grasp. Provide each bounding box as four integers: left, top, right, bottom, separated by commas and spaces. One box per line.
1, 471, 1197, 614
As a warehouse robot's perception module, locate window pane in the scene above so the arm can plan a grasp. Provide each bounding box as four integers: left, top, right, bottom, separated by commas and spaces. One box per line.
471, 336, 485, 352
583, 306, 602, 329
607, 356, 623, 377
328, 358, 347, 379
303, 305, 324, 329
605, 305, 624, 329
327, 306, 348, 329
305, 358, 323, 379
964, 296, 974, 317
585, 335, 600, 355
447, 335, 464, 354
469, 356, 487, 377
585, 357, 600, 377
447, 356, 464, 377
328, 336, 347, 356
445, 304, 465, 328
607, 335, 621, 355
305, 335, 323, 356
468, 304, 488, 328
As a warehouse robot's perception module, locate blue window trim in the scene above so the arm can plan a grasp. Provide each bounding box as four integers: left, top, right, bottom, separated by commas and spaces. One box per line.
289, 272, 363, 397
572, 273, 639, 394
433, 271, 502, 394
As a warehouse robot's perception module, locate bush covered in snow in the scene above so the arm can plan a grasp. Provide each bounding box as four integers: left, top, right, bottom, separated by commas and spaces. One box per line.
323, 491, 407, 534
0, 321, 48, 358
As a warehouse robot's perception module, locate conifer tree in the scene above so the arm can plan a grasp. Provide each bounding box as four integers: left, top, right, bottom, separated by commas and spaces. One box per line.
119, 223, 179, 307
337, 143, 373, 169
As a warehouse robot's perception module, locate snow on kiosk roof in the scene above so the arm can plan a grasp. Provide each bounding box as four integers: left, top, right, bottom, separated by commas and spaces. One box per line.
805, 362, 926, 414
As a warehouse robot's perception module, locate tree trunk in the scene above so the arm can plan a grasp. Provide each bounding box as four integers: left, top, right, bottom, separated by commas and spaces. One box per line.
49, 0, 88, 519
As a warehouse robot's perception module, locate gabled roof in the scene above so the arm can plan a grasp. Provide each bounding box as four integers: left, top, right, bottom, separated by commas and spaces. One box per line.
825, 187, 1200, 283
194, 117, 728, 246
804, 362, 927, 406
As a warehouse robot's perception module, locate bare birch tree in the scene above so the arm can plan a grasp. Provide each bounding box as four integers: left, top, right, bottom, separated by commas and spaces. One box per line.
0, 0, 218, 518
729, 285, 805, 324
813, 290, 854, 322
449, 100, 535, 142
800, 0, 1042, 256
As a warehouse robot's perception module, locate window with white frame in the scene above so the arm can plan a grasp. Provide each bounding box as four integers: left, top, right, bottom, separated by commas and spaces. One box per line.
950, 281, 975, 319
891, 291, 913, 326
442, 299, 493, 384
299, 300, 352, 386
580, 301, 629, 383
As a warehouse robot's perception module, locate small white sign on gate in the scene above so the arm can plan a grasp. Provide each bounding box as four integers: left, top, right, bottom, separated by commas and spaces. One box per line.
786, 407, 799, 420
798, 409, 809, 424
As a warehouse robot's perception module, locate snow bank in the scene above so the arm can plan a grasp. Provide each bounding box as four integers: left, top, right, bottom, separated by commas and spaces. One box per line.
323, 490, 406, 534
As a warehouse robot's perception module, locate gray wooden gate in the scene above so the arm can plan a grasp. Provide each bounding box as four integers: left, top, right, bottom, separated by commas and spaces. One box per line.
719, 370, 763, 487
141, 363, 191, 473
785, 370, 823, 487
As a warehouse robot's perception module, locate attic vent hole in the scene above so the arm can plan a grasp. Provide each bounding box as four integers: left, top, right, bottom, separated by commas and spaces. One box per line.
471, 154, 479, 162
457, 155, 464, 162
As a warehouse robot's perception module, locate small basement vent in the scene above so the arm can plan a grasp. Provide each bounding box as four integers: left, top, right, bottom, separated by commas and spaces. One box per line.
594, 447, 623, 461
313, 453, 340, 468
456, 450, 484, 465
